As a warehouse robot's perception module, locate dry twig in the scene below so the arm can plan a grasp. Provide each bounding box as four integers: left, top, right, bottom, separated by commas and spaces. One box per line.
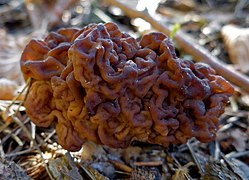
187, 141, 204, 176
134, 161, 163, 167
108, 159, 132, 173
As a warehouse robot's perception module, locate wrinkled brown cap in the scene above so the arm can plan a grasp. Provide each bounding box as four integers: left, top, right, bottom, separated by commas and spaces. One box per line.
20, 22, 234, 151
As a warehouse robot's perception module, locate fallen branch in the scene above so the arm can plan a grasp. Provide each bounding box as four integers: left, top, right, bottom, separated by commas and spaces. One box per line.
103, 0, 249, 94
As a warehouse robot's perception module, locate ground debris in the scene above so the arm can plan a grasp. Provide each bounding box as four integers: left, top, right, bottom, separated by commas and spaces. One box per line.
131, 166, 161, 180
0, 158, 31, 180
203, 158, 246, 180
0, 0, 248, 179
48, 152, 83, 180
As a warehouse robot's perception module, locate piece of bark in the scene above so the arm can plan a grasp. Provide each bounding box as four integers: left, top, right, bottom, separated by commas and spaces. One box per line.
0, 158, 31, 180
48, 152, 83, 179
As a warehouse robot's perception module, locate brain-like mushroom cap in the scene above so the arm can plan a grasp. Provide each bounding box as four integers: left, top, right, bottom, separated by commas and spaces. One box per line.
20, 22, 234, 151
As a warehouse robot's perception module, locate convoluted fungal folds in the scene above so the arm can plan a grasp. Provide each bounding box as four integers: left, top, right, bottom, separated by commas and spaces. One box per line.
20, 22, 234, 151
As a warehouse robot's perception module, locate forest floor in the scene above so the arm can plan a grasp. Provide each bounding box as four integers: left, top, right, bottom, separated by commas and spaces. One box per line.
0, 0, 248, 179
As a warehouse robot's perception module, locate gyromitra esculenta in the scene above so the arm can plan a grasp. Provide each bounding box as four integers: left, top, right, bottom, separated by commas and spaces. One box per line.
20, 22, 234, 151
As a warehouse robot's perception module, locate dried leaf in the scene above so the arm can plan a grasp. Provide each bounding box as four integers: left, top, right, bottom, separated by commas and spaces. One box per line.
0, 29, 25, 83
25, 0, 79, 29
0, 78, 18, 100
222, 25, 249, 73
230, 128, 247, 152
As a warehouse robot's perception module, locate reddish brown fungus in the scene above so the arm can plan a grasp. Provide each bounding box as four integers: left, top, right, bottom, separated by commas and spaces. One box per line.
20, 22, 234, 151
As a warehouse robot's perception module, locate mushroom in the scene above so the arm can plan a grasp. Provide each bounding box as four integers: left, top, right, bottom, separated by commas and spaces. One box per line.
20, 22, 234, 151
